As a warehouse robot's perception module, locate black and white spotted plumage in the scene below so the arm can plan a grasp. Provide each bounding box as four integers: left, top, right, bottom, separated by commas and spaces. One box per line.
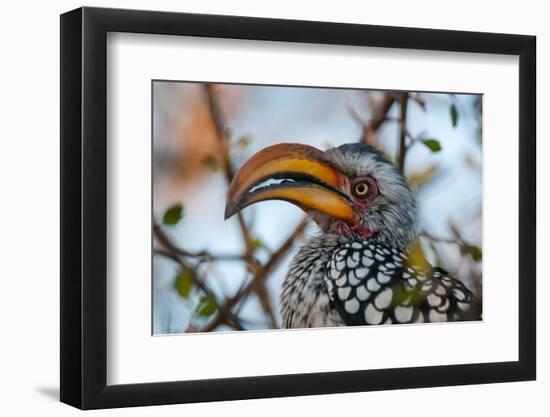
281, 235, 479, 328
227, 141, 481, 328
325, 239, 477, 325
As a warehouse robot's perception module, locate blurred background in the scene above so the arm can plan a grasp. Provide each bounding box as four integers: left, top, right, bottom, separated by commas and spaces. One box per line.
152, 82, 482, 334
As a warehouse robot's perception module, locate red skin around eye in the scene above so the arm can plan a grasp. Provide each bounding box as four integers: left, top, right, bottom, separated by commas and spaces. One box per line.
348, 176, 379, 238
350, 176, 379, 207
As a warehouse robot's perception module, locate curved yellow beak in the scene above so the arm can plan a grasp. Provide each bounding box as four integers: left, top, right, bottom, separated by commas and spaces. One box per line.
225, 143, 356, 224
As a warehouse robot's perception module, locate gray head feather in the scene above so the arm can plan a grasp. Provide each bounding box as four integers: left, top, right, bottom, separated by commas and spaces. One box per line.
326, 143, 417, 249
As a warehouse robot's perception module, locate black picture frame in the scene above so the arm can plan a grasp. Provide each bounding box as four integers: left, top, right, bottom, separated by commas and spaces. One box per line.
60, 6, 536, 410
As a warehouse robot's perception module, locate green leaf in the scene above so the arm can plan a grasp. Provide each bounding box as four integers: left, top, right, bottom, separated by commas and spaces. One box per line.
469, 246, 482, 262
450, 103, 459, 127
162, 203, 184, 225
252, 238, 265, 250
196, 295, 217, 317
234, 135, 252, 148
460, 244, 483, 262
421, 139, 442, 153
200, 154, 219, 171
174, 268, 194, 298
392, 286, 424, 307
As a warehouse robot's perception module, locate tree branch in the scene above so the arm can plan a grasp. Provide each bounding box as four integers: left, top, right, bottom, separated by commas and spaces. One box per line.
359, 93, 396, 145
203, 83, 254, 255
196, 217, 309, 332
418, 230, 461, 245
397, 92, 409, 172
152, 226, 244, 331
203, 83, 290, 328
153, 224, 249, 262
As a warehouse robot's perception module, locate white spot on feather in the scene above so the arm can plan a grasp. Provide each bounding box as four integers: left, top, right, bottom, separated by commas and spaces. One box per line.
347, 271, 360, 286
429, 310, 447, 322
374, 288, 393, 310
427, 294, 441, 307
377, 271, 391, 284
438, 298, 450, 312
365, 303, 383, 324
338, 287, 351, 300
394, 305, 413, 323
457, 301, 471, 311
435, 285, 446, 296
441, 276, 453, 287
453, 289, 467, 301
367, 278, 380, 292
355, 267, 368, 278
347, 257, 359, 268
345, 298, 360, 314
336, 276, 347, 287
356, 286, 369, 301
362, 256, 375, 267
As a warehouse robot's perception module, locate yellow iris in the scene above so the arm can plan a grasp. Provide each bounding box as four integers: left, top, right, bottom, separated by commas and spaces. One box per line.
354, 182, 369, 197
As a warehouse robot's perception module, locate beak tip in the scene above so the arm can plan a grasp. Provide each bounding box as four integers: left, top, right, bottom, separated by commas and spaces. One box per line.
223, 204, 234, 220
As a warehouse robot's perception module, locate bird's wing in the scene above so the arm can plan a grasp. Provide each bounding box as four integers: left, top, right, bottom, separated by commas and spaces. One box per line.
323, 240, 480, 325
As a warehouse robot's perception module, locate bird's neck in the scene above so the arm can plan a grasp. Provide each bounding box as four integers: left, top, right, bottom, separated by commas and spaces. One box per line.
349, 224, 376, 239
370, 230, 414, 251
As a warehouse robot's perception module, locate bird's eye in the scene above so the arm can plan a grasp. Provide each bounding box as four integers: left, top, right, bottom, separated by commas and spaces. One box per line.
353, 181, 370, 197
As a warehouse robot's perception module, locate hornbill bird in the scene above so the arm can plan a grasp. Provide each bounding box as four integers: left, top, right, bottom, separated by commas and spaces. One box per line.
225, 143, 480, 328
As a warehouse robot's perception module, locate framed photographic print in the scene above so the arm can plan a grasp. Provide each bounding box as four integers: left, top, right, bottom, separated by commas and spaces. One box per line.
60, 6, 536, 409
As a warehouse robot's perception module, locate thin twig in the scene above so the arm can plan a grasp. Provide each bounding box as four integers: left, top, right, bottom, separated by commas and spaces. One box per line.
203, 83, 255, 255
153, 229, 249, 262
397, 92, 409, 172
153, 229, 244, 331
360, 93, 396, 145
410, 93, 426, 111
418, 231, 461, 245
